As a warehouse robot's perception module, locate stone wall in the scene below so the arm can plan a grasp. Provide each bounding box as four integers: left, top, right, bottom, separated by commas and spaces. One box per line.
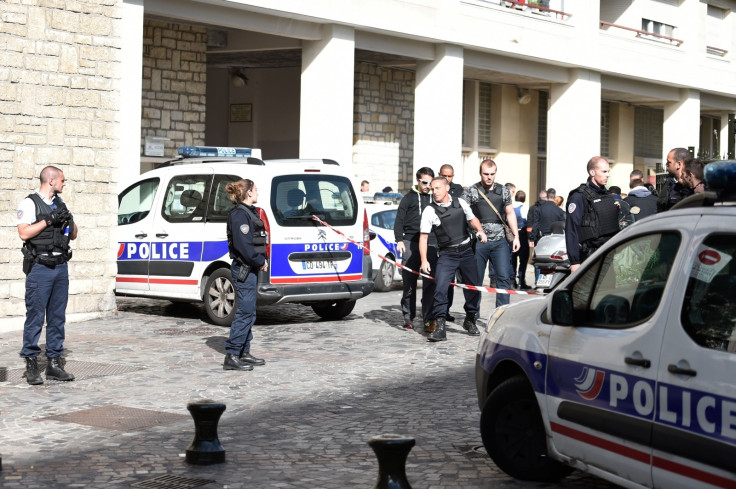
141, 19, 206, 157
0, 1, 122, 327
353, 63, 415, 195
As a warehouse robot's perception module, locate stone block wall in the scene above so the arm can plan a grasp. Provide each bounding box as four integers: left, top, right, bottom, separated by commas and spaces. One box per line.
0, 1, 122, 327
353, 63, 414, 195
141, 19, 206, 157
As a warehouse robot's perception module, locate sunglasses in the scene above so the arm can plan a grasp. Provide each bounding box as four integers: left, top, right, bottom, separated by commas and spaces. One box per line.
419, 180, 431, 185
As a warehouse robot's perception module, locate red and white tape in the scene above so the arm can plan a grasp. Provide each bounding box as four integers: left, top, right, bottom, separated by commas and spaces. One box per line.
311, 215, 544, 296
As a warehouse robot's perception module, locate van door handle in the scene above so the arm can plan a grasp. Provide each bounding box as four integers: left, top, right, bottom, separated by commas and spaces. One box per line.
135, 232, 147, 238
668, 364, 697, 377
624, 357, 651, 368
155, 232, 169, 238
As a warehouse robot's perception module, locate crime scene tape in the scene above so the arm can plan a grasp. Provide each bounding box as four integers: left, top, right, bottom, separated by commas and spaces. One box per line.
311, 215, 544, 296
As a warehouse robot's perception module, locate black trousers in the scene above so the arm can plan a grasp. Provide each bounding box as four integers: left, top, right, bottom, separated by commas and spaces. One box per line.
400, 240, 437, 321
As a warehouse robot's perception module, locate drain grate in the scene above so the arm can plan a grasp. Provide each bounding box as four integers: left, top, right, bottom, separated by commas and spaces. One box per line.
131, 474, 215, 488
36, 404, 189, 431
1, 360, 145, 385
454, 443, 489, 459
154, 327, 220, 336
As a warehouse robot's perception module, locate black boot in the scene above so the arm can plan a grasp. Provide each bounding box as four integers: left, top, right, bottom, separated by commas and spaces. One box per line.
23, 357, 44, 385
223, 354, 254, 371
462, 316, 480, 336
239, 352, 265, 366
45, 357, 75, 381
427, 318, 447, 342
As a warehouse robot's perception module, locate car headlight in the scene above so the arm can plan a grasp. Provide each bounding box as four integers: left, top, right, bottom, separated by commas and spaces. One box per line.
484, 304, 508, 333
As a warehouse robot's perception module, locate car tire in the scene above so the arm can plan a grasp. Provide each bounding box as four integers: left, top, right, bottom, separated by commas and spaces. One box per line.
373, 259, 395, 292
480, 376, 573, 482
311, 300, 356, 320
204, 268, 236, 326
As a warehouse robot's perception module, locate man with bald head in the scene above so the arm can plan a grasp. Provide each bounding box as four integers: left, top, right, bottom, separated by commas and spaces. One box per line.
16, 166, 78, 385
565, 156, 620, 273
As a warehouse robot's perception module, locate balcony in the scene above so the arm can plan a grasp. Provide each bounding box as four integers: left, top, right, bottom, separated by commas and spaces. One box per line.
600, 20, 683, 47
472, 0, 572, 21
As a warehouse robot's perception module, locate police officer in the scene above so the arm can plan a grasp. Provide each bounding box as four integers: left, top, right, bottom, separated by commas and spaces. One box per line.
565, 156, 620, 273
438, 164, 463, 322
16, 166, 78, 385
394, 167, 436, 329
224, 179, 268, 371
657, 147, 694, 212
419, 177, 487, 342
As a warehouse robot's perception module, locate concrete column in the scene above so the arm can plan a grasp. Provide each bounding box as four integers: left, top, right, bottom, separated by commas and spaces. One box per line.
719, 113, 730, 159
663, 89, 700, 158
414, 44, 464, 177
546, 69, 601, 197
119, 0, 144, 190
300, 25, 355, 167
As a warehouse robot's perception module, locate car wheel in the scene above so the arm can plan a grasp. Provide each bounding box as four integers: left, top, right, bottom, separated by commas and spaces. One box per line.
373, 260, 395, 292
204, 268, 236, 326
480, 376, 573, 482
311, 300, 356, 320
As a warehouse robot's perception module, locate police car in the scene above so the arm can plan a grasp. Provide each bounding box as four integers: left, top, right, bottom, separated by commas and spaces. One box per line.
116, 146, 374, 325
476, 161, 736, 488
365, 193, 403, 291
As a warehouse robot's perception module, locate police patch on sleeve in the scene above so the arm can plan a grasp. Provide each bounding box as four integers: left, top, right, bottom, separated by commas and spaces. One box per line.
240, 224, 250, 234
17, 209, 23, 219
567, 203, 576, 214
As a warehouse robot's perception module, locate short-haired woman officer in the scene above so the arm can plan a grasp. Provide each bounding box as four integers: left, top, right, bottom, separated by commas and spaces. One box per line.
223, 179, 268, 371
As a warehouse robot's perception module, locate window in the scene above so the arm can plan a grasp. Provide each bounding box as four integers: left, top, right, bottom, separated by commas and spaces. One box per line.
371, 209, 397, 230
571, 232, 681, 327
537, 91, 548, 155
478, 82, 492, 148
118, 177, 159, 225
206, 175, 239, 223
641, 18, 676, 42
682, 234, 736, 352
600, 101, 610, 158
161, 174, 211, 223
706, 5, 728, 56
634, 107, 663, 159
271, 174, 358, 227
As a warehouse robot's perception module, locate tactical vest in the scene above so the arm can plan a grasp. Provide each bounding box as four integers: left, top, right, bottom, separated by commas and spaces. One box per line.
575, 184, 619, 244
429, 199, 469, 248
227, 203, 268, 259
471, 184, 504, 224
22, 193, 72, 266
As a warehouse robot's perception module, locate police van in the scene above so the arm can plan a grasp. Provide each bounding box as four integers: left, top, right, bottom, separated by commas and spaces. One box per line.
116, 146, 374, 325
476, 161, 736, 488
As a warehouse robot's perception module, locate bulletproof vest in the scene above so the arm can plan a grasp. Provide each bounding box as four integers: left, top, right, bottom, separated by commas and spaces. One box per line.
576, 184, 619, 244
430, 199, 469, 247
470, 183, 505, 224
625, 194, 657, 220
23, 193, 72, 261
227, 204, 268, 258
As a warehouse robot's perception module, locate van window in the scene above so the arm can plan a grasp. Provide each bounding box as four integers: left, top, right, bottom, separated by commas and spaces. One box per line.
207, 175, 239, 223
271, 174, 358, 227
118, 177, 159, 225
681, 234, 736, 352
162, 174, 212, 223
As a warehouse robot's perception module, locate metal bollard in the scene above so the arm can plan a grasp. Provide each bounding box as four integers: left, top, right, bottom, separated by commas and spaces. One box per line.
186, 400, 226, 465
368, 434, 415, 489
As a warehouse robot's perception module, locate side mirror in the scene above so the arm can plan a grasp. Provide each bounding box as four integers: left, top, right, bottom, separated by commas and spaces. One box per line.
550, 289, 574, 326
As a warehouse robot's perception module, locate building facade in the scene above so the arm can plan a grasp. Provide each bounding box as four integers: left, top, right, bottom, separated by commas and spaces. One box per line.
1, 0, 735, 326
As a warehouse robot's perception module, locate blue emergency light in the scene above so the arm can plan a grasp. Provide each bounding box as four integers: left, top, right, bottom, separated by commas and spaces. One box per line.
704, 160, 736, 190
178, 146, 261, 159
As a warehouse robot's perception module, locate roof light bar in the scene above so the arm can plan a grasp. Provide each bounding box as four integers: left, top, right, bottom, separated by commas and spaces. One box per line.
178, 146, 262, 159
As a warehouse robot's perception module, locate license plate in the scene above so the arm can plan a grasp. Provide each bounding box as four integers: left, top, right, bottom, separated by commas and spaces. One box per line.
536, 274, 553, 288
301, 260, 338, 271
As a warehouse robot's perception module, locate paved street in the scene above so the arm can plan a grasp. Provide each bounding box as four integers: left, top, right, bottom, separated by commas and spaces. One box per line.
0, 284, 619, 488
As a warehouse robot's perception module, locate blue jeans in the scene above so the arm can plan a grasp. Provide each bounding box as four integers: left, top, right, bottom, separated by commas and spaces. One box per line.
474, 239, 513, 307
21, 262, 69, 358
226, 262, 257, 356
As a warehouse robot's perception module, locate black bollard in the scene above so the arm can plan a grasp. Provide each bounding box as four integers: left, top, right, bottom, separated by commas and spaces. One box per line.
186, 400, 226, 465
368, 434, 415, 489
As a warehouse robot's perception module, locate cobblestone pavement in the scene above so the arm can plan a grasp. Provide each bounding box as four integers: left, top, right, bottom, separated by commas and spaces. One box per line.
0, 282, 619, 488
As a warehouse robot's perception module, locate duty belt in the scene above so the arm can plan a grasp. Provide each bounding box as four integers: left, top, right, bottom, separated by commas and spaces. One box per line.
440, 240, 472, 253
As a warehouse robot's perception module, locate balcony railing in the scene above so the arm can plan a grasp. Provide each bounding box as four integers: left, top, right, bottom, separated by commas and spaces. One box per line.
500, 0, 572, 21
707, 45, 728, 57
600, 20, 683, 47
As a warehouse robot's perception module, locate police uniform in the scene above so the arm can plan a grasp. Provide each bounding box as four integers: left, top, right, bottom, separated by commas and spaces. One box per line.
565, 179, 620, 266
225, 202, 267, 370
462, 183, 515, 307
16, 191, 75, 384
421, 195, 481, 341
657, 176, 693, 212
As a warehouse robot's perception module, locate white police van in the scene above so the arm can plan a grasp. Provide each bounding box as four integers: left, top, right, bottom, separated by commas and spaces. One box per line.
365, 192, 403, 291
116, 146, 374, 325
476, 161, 736, 488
